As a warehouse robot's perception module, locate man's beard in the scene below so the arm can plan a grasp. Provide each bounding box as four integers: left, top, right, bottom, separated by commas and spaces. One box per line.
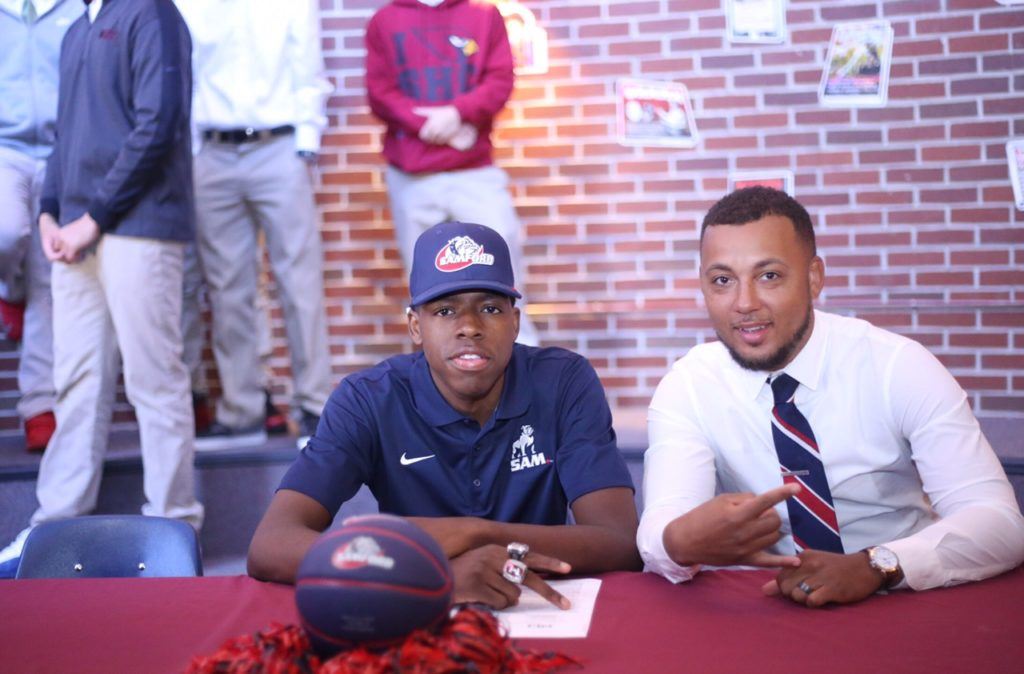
721, 306, 814, 372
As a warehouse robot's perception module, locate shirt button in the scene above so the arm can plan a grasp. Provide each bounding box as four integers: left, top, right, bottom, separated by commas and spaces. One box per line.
472, 479, 481, 488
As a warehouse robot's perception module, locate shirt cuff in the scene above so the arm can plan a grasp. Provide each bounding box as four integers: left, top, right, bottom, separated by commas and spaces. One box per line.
638, 508, 702, 584
39, 197, 60, 220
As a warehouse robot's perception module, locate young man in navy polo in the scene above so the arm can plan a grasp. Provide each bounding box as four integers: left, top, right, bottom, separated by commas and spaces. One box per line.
248, 221, 641, 608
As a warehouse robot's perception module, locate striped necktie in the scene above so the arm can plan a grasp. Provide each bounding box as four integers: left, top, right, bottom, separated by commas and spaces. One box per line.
770, 373, 843, 554
22, 0, 37, 23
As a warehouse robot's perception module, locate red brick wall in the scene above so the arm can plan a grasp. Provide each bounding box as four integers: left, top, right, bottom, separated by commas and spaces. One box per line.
1, 0, 1021, 436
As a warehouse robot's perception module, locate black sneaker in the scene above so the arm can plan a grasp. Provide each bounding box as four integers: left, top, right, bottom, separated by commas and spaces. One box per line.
195, 421, 268, 452
264, 390, 289, 436
296, 410, 319, 450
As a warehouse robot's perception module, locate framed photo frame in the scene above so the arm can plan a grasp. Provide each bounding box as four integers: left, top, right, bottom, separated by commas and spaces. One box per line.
728, 171, 795, 195
726, 0, 787, 44
494, 0, 549, 75
819, 20, 894, 108
616, 78, 699, 148
1007, 140, 1024, 211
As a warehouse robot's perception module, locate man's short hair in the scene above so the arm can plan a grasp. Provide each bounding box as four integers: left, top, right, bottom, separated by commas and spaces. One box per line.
701, 186, 816, 256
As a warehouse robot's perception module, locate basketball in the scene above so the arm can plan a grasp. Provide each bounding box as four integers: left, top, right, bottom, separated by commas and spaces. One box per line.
294, 514, 454, 655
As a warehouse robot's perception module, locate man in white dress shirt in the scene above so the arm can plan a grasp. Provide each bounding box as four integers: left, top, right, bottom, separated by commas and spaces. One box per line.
638, 186, 1024, 607
174, 0, 334, 450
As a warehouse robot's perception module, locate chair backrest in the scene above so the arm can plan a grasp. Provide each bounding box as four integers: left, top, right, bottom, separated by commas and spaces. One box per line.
15, 515, 203, 579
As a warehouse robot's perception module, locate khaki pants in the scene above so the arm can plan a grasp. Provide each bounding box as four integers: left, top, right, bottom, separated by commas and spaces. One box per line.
32, 235, 203, 529
385, 164, 538, 346
0, 146, 55, 419
193, 135, 333, 427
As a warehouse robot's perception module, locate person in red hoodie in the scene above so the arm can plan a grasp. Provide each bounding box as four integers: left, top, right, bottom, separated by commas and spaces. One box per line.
366, 0, 539, 346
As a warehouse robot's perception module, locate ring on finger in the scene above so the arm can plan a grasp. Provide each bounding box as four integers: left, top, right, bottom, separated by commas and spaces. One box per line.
797, 581, 814, 594
502, 558, 527, 584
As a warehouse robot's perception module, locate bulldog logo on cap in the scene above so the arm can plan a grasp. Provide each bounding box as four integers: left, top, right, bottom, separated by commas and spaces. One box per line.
435, 236, 495, 273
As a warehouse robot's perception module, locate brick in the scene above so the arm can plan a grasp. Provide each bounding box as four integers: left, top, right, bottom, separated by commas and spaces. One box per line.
889, 252, 943, 265
821, 4, 877, 20
860, 148, 916, 164
892, 39, 943, 58
824, 170, 881, 186
702, 95, 758, 110
855, 107, 915, 124
610, 40, 664, 56
951, 77, 1011, 96
951, 121, 1010, 138
763, 91, 818, 106
857, 191, 914, 205
886, 168, 944, 183
951, 250, 1010, 265
916, 16, 974, 34
702, 54, 756, 69
980, 11, 1024, 30
918, 229, 976, 244
981, 53, 1024, 71
765, 132, 820, 148
950, 333, 1008, 348
579, 23, 630, 39
883, 0, 941, 15
826, 130, 883, 144
950, 165, 1010, 183
921, 145, 981, 161
950, 34, 1009, 53
888, 125, 946, 142
984, 97, 1024, 115
981, 271, 1024, 285
669, 36, 722, 51
797, 151, 854, 167
921, 188, 978, 203
952, 206, 1011, 223
734, 73, 788, 87
918, 57, 978, 76
920, 101, 978, 119
980, 396, 1024, 412
762, 50, 818, 66
918, 271, 974, 285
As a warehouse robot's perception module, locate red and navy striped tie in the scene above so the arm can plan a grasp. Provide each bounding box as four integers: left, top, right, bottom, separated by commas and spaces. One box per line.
770, 373, 843, 554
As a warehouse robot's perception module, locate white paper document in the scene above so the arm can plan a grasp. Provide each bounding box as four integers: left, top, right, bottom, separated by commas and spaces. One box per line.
496, 578, 602, 638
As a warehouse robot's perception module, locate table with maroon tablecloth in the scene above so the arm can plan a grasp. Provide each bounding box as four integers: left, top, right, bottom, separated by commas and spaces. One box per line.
3, 568, 1023, 673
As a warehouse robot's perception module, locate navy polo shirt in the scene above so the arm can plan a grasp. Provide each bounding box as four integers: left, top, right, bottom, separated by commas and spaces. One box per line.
278, 344, 634, 524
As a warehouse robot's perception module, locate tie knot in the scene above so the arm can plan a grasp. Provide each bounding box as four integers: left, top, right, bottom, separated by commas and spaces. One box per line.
771, 373, 799, 405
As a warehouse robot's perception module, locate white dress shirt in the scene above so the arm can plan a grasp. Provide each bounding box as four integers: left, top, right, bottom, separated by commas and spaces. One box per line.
87, 0, 101, 22
173, 0, 332, 152
639, 310, 1024, 590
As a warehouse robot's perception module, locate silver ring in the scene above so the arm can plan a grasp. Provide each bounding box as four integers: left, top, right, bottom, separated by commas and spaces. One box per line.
506, 542, 529, 561
502, 558, 527, 584
797, 581, 814, 594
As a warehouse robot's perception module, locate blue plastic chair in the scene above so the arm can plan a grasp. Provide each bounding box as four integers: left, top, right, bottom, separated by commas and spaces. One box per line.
15, 515, 203, 579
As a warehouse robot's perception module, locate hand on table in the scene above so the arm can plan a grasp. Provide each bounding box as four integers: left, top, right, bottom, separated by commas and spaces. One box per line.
663, 484, 802, 568
450, 543, 572, 611
414, 105, 462, 145
762, 549, 885, 608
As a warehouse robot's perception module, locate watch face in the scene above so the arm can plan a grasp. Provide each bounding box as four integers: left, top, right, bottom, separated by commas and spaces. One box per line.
871, 546, 899, 572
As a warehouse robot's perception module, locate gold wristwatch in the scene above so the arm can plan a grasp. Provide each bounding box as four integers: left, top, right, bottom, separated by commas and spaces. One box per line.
864, 545, 904, 588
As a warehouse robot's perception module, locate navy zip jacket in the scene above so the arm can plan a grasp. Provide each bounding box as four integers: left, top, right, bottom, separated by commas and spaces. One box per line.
40, 0, 194, 241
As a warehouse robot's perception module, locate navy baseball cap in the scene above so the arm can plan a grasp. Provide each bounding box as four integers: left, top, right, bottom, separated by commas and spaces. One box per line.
409, 221, 522, 307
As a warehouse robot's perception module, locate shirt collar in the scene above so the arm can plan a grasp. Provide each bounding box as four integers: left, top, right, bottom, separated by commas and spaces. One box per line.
410, 345, 531, 427
735, 308, 829, 400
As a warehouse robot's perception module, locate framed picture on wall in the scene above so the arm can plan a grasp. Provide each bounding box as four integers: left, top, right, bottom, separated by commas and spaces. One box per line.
493, 0, 549, 75
616, 78, 699, 148
728, 171, 794, 195
726, 0, 787, 44
1007, 140, 1024, 211
819, 20, 894, 107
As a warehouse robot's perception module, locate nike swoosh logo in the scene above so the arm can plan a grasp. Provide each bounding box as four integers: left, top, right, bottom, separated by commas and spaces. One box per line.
400, 452, 436, 466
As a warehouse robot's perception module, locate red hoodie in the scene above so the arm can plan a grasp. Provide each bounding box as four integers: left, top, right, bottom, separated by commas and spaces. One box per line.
365, 0, 515, 174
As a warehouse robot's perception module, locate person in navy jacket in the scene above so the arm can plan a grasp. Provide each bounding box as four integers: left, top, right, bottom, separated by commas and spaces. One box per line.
248, 221, 641, 608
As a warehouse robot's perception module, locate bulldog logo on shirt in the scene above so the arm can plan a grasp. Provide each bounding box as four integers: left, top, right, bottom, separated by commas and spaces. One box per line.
510, 425, 549, 472
435, 236, 495, 272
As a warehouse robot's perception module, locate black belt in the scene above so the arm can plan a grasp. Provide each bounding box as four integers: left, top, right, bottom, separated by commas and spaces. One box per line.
202, 125, 294, 144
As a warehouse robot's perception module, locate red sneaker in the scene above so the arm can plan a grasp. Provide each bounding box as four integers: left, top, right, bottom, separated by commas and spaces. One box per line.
193, 393, 212, 435
0, 298, 25, 342
25, 411, 56, 453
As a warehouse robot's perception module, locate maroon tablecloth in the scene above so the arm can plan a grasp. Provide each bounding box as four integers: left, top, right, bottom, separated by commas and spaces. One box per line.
3, 568, 1023, 673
